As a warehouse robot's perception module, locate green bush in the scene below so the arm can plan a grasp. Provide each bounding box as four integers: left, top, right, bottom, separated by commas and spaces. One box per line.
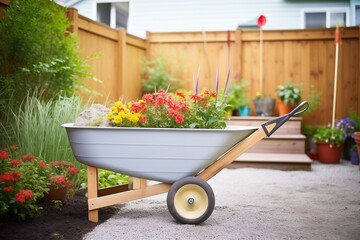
141, 57, 180, 94
0, 0, 91, 108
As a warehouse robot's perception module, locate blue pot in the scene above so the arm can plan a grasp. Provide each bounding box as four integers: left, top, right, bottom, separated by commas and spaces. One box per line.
239, 107, 251, 116
350, 150, 359, 165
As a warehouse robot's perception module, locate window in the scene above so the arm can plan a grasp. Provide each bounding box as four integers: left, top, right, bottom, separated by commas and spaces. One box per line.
302, 8, 349, 29
356, 5, 360, 26
97, 2, 129, 29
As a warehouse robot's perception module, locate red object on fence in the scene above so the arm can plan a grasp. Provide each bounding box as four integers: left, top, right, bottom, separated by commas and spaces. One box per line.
257, 15, 266, 28
335, 26, 342, 44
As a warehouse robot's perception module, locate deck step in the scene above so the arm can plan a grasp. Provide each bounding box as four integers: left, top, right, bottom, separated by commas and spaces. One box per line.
248, 134, 306, 154
226, 116, 302, 135
229, 153, 312, 171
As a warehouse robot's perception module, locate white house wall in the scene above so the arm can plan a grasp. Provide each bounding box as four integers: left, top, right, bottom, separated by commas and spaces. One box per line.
66, 0, 350, 38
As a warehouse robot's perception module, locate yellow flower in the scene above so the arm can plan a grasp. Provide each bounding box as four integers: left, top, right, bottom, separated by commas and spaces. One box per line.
119, 111, 126, 118
128, 102, 133, 108
110, 106, 118, 113
115, 101, 123, 108
106, 113, 114, 120
138, 100, 145, 104
256, 92, 261, 98
113, 116, 122, 124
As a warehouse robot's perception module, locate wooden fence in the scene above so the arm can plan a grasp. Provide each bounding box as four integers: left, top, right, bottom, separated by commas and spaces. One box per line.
147, 28, 360, 125
66, 8, 146, 103
1, 0, 359, 125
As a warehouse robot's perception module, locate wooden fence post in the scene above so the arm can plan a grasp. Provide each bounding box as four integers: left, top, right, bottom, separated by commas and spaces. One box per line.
117, 28, 126, 98
66, 8, 79, 34
234, 29, 242, 78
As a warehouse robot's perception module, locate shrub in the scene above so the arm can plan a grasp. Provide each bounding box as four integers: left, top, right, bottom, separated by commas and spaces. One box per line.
0, 0, 92, 108
0, 146, 79, 220
141, 57, 180, 94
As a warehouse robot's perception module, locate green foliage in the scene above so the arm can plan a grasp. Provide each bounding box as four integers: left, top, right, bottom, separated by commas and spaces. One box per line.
0, 0, 92, 108
141, 58, 180, 94
313, 126, 345, 146
276, 82, 301, 107
349, 111, 360, 131
79, 169, 129, 189
0, 92, 89, 170
226, 80, 250, 109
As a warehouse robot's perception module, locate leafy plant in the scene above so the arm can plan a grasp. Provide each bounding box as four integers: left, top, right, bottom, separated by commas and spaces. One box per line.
141, 57, 180, 94
349, 111, 360, 132
80, 169, 129, 189
313, 126, 345, 147
226, 80, 250, 109
0, 0, 93, 108
0, 146, 79, 220
276, 82, 301, 107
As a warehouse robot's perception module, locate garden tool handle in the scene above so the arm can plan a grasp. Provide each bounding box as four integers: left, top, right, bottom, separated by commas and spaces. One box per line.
261, 101, 309, 137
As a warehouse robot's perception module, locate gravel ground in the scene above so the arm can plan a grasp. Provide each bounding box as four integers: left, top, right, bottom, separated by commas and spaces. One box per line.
84, 161, 360, 240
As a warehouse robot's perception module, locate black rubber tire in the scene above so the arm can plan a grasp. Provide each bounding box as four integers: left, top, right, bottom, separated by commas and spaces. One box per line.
167, 176, 215, 225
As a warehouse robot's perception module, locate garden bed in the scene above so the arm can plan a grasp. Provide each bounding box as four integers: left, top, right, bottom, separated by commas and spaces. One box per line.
0, 189, 118, 240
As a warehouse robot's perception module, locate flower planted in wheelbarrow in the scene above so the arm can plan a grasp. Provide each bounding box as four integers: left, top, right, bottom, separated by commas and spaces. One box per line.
106, 89, 229, 129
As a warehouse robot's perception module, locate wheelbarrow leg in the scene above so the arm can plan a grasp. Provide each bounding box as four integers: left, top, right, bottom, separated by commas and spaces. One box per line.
87, 166, 99, 222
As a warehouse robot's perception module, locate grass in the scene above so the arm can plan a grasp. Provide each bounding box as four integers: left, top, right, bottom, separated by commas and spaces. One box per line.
1, 92, 89, 170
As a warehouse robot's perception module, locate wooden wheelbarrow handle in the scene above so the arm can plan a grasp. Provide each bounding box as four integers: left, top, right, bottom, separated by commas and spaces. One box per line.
198, 101, 309, 181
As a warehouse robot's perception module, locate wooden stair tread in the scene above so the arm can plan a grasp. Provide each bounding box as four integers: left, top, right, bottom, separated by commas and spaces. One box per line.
236, 153, 312, 163
265, 134, 306, 139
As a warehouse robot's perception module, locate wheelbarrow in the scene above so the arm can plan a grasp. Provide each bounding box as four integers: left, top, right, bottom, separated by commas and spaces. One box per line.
62, 101, 308, 224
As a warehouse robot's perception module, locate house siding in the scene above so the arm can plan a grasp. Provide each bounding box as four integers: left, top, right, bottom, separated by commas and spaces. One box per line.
59, 0, 350, 38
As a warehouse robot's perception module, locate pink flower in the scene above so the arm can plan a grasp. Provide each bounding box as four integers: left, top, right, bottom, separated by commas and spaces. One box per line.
257, 15, 266, 28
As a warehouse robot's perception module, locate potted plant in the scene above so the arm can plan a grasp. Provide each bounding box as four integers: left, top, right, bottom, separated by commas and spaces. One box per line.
226, 80, 251, 116
336, 116, 357, 160
350, 144, 359, 165
313, 126, 345, 164
253, 93, 276, 117
276, 82, 301, 115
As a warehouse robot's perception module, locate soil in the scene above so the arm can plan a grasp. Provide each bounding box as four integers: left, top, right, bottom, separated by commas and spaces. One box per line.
0, 189, 118, 240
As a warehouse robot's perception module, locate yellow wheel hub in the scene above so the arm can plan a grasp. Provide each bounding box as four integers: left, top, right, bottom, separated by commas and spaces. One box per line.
174, 184, 208, 220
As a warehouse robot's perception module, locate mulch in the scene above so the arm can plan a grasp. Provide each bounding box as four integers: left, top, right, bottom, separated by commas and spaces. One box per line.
0, 189, 118, 240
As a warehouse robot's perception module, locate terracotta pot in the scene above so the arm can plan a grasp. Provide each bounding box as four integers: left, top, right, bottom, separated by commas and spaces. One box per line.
277, 99, 294, 116
316, 142, 342, 164
43, 187, 68, 202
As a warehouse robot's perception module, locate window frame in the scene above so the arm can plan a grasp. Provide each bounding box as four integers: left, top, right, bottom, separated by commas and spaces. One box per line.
301, 8, 350, 29
354, 4, 360, 26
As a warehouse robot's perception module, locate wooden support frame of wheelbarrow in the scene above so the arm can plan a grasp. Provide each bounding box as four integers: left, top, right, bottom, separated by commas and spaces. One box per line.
86, 102, 308, 222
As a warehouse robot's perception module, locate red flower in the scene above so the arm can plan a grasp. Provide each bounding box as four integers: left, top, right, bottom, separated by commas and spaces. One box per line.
38, 161, 47, 169
175, 113, 185, 124
10, 160, 21, 167
21, 154, 35, 162
10, 145, 18, 150
0, 150, 9, 160
68, 167, 79, 176
14, 189, 32, 203
139, 115, 147, 122
3, 186, 14, 193
0, 171, 21, 183
176, 92, 186, 99
257, 15, 266, 28
142, 94, 154, 103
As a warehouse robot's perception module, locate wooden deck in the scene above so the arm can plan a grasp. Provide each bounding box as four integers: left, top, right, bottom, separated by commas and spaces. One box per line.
226, 116, 312, 171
